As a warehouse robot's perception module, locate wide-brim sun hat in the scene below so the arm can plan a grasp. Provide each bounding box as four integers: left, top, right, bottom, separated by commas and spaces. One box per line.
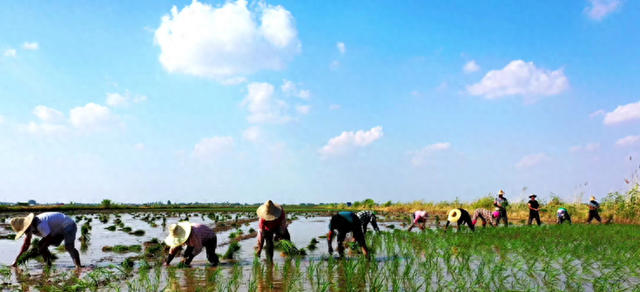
164, 221, 192, 247
529, 194, 537, 198
590, 196, 596, 201
256, 200, 283, 221
10, 213, 35, 240
498, 190, 505, 195
447, 209, 462, 222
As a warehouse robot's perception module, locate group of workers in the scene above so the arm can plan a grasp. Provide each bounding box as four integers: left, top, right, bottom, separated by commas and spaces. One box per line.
7, 192, 603, 268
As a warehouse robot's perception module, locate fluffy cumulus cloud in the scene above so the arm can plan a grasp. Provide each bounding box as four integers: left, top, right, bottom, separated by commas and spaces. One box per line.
411, 142, 451, 167
466, 60, 569, 99
570, 143, 600, 152
516, 153, 551, 168
4, 49, 17, 57
242, 126, 261, 143
23, 42, 39, 50
603, 100, 640, 126
281, 79, 311, 99
106, 91, 147, 107
155, 0, 301, 81
584, 0, 621, 20
615, 135, 640, 148
241, 82, 291, 124
319, 126, 383, 157
590, 109, 606, 118
32, 105, 65, 123
336, 42, 346, 54
69, 103, 124, 131
463, 60, 480, 73
194, 136, 235, 159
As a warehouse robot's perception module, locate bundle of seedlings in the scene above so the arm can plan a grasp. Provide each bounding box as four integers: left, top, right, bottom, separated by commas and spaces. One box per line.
307, 238, 319, 251
275, 240, 307, 257
16, 238, 58, 265
129, 230, 145, 236
222, 242, 241, 260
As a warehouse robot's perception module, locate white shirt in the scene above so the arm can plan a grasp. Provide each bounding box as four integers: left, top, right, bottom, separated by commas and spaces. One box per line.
31, 212, 75, 237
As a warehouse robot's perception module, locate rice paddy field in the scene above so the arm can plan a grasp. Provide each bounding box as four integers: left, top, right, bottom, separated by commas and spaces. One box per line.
0, 211, 640, 291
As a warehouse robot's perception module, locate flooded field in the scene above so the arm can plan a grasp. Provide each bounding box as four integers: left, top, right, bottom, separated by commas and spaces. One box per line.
1, 211, 639, 291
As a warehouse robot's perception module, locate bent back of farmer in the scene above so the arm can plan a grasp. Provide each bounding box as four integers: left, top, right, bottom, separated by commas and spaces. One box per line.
408, 210, 429, 231
557, 208, 572, 225
444, 208, 475, 232
255, 200, 290, 261
327, 211, 369, 257
356, 210, 380, 235
11, 212, 81, 268
165, 222, 218, 267
472, 208, 498, 228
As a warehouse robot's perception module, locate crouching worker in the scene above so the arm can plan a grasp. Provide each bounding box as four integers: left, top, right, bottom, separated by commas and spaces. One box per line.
471, 208, 498, 228
356, 210, 380, 235
165, 222, 218, 267
407, 210, 429, 231
11, 212, 81, 268
557, 208, 572, 225
327, 212, 369, 258
444, 208, 475, 232
256, 200, 290, 261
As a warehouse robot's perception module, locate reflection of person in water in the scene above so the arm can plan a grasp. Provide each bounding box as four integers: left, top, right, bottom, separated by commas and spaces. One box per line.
257, 263, 281, 292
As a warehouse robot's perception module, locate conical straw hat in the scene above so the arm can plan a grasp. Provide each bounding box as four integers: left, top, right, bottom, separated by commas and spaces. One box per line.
256, 200, 283, 221
448, 209, 462, 222
164, 222, 192, 247
10, 213, 35, 240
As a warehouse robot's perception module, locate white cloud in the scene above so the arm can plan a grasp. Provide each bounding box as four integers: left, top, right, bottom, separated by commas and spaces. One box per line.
281, 79, 311, 99
4, 49, 17, 57
516, 153, 551, 168
23, 42, 39, 50
32, 105, 65, 123
463, 60, 480, 73
466, 60, 569, 99
615, 135, 640, 148
570, 143, 601, 152
242, 126, 261, 143
69, 103, 124, 131
135, 143, 145, 151
241, 82, 291, 124
194, 136, 235, 159
584, 0, 621, 20
105, 92, 148, 107
296, 105, 311, 115
589, 109, 606, 118
319, 126, 383, 157
330, 60, 340, 71
221, 77, 248, 85
20, 122, 70, 138
411, 142, 451, 166
154, 0, 301, 82
603, 100, 640, 125
336, 42, 346, 54
329, 104, 341, 110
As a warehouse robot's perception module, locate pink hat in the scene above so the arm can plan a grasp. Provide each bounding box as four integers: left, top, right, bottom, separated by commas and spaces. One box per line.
493, 211, 500, 218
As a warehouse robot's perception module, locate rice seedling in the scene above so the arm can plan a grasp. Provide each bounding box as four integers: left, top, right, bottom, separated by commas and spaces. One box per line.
307, 237, 319, 250
120, 226, 133, 233
222, 242, 241, 260
105, 225, 116, 231
275, 240, 307, 257
102, 245, 143, 253
129, 229, 145, 236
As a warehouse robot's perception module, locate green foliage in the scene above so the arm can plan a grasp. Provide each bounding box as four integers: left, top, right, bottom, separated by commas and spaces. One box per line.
101, 199, 112, 208
222, 242, 241, 259
274, 240, 307, 257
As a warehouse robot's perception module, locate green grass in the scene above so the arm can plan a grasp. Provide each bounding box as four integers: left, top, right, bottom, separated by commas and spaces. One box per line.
102, 245, 142, 253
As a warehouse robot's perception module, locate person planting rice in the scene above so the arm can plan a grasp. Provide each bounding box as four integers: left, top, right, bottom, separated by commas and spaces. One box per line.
327, 211, 369, 258
255, 200, 290, 261
407, 210, 429, 231
494, 190, 509, 227
444, 208, 475, 232
557, 208, 572, 224
356, 210, 380, 235
527, 194, 541, 226
164, 222, 218, 267
471, 208, 499, 228
10, 212, 81, 268
587, 196, 602, 224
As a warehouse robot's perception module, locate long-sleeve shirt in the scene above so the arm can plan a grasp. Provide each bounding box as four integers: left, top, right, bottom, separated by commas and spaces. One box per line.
472, 209, 494, 223
413, 211, 428, 224
257, 210, 287, 246
356, 210, 379, 231
169, 223, 216, 257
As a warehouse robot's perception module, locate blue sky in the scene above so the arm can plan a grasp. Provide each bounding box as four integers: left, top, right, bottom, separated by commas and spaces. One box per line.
1, 0, 639, 204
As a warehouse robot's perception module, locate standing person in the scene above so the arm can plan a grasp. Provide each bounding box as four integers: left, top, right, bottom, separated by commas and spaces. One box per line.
255, 200, 290, 261
527, 194, 541, 226
327, 211, 369, 257
494, 190, 509, 227
444, 208, 475, 232
10, 212, 81, 268
557, 208, 572, 224
471, 208, 498, 228
164, 222, 218, 267
587, 196, 602, 224
407, 210, 429, 231
356, 210, 380, 235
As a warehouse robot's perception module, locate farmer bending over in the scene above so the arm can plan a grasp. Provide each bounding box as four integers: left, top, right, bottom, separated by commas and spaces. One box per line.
11, 212, 81, 268
471, 208, 498, 228
327, 211, 369, 258
164, 222, 218, 267
444, 208, 475, 232
356, 210, 380, 235
494, 190, 509, 227
256, 200, 290, 261
587, 196, 602, 224
527, 194, 541, 226
557, 208, 572, 224
407, 211, 429, 231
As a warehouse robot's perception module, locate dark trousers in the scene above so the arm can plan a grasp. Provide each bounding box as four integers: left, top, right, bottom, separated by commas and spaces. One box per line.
528, 211, 541, 226
496, 210, 508, 226
587, 210, 601, 223
330, 215, 367, 257
264, 228, 291, 260
203, 238, 219, 265
558, 214, 571, 225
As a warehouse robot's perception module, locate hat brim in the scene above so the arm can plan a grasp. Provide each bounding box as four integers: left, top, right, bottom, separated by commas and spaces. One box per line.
14, 213, 35, 240
256, 203, 283, 221
164, 221, 192, 247
447, 209, 462, 222
529, 195, 537, 198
